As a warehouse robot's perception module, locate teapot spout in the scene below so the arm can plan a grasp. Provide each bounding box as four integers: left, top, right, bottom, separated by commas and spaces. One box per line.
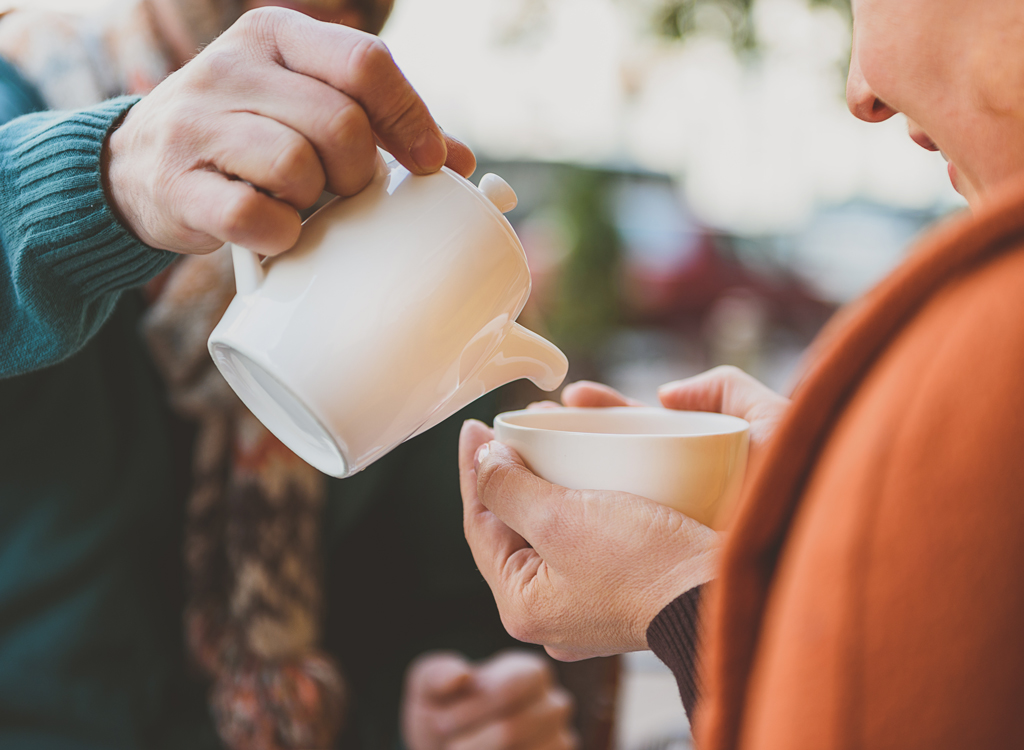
490, 323, 568, 392
408, 324, 568, 440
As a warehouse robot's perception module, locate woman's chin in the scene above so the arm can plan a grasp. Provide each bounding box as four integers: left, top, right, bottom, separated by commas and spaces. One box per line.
948, 162, 981, 206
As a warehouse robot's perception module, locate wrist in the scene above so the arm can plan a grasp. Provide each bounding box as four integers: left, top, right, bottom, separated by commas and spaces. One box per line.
639, 545, 718, 647
103, 104, 159, 250
101, 105, 137, 237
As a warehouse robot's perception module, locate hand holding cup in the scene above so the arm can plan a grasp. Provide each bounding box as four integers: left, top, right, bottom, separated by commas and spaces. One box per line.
459, 419, 720, 661
459, 366, 790, 660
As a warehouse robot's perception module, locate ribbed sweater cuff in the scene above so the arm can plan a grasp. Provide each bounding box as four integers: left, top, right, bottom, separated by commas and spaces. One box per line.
11, 96, 174, 298
647, 585, 704, 719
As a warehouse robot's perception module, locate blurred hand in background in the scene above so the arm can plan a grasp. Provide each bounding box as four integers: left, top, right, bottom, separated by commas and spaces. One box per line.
402, 650, 578, 750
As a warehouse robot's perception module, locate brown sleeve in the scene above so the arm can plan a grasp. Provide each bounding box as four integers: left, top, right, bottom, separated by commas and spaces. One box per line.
646, 586, 703, 719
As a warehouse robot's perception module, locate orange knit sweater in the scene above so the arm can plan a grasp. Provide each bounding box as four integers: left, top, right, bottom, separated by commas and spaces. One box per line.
694, 175, 1024, 749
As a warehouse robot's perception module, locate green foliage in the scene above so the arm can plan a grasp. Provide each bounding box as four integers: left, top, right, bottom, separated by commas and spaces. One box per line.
547, 169, 622, 359
653, 0, 850, 50
655, 0, 756, 48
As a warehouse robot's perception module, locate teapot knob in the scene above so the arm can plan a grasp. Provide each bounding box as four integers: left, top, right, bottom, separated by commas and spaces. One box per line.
478, 173, 518, 214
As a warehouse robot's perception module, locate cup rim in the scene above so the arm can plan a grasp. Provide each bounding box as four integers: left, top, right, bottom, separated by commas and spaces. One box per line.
494, 406, 750, 438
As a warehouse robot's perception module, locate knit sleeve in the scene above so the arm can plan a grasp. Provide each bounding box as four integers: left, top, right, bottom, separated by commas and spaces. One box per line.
0, 96, 176, 377
646, 585, 704, 720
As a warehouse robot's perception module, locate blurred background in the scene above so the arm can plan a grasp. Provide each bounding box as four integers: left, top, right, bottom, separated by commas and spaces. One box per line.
379, 0, 962, 395
383, 3, 963, 746
10, 0, 966, 747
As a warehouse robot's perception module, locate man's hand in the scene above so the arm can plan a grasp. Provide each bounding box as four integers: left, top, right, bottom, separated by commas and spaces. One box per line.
402, 650, 577, 750
105, 6, 475, 255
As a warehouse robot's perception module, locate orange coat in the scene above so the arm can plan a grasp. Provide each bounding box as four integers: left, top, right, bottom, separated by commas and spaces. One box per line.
699, 176, 1024, 749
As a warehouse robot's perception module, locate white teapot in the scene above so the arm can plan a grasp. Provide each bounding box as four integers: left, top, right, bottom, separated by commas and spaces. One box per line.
208, 158, 568, 477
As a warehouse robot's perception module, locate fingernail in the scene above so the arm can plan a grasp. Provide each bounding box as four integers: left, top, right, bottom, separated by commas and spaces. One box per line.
411, 128, 446, 172
474, 443, 490, 468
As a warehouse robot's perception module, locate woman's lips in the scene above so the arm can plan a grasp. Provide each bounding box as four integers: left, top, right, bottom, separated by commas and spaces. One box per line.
905, 126, 959, 193
905, 123, 964, 195
909, 129, 940, 152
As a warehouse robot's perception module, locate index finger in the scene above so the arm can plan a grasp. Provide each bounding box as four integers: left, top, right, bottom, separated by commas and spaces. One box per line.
561, 380, 644, 408
657, 365, 789, 422
242, 7, 446, 174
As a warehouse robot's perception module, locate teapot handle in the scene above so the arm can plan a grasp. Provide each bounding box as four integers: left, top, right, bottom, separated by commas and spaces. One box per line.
230, 243, 266, 295
229, 152, 393, 297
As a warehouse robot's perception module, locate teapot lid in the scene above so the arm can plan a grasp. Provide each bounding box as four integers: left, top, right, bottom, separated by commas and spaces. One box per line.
478, 173, 518, 213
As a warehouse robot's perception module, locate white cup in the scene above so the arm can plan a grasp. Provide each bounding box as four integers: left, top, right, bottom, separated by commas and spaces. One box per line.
493, 407, 749, 530
208, 158, 568, 478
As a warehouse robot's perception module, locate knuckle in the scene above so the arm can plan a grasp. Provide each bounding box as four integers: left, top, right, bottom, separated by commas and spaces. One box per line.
229, 6, 295, 63
322, 106, 375, 195
193, 49, 240, 90
376, 86, 421, 134
712, 364, 741, 379
234, 5, 287, 39
503, 592, 556, 645
347, 35, 395, 84
155, 102, 195, 148
714, 364, 748, 385
267, 133, 313, 188
325, 102, 359, 143
500, 612, 536, 645
476, 457, 515, 504
325, 101, 372, 152
346, 36, 422, 129
219, 190, 258, 237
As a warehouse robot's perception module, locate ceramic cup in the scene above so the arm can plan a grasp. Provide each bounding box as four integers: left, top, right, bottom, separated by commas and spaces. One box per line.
493, 407, 749, 530
208, 158, 568, 478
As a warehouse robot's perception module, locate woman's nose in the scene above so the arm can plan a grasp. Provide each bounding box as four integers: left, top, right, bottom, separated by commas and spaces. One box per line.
846, 42, 898, 123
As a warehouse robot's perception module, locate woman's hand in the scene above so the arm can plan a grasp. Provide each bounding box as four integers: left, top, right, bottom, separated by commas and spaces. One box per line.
562, 365, 791, 466
402, 650, 577, 750
459, 420, 720, 662
459, 366, 789, 660
105, 6, 474, 256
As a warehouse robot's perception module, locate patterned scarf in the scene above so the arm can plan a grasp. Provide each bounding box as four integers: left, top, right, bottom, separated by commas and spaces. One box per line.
0, 3, 346, 747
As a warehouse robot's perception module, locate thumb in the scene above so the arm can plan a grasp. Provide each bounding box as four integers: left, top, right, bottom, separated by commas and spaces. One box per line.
475, 439, 573, 553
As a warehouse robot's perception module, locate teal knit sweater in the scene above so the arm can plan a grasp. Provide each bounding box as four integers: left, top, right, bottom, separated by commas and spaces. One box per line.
0, 59, 538, 750
0, 93, 174, 377
0, 61, 220, 749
